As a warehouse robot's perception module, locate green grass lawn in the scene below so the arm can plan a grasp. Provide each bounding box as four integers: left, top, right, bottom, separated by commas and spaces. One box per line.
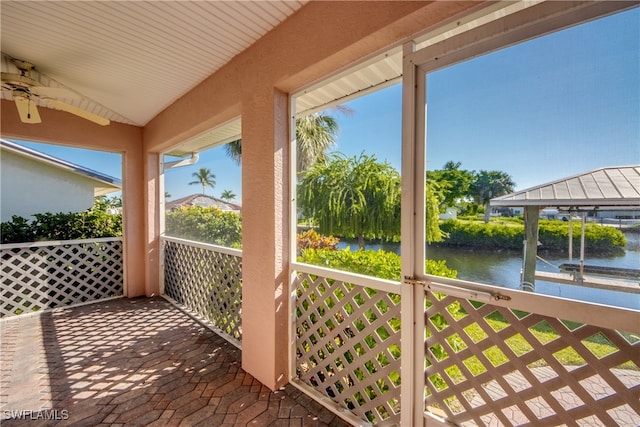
427, 298, 639, 391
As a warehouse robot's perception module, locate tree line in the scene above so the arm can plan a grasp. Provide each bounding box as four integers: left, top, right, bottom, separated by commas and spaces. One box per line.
298, 155, 516, 249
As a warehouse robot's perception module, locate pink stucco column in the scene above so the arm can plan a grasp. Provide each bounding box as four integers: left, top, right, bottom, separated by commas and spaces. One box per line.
241, 88, 290, 390
143, 152, 161, 297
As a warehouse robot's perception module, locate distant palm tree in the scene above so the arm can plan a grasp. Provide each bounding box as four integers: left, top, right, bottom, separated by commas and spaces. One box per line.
189, 168, 216, 194
220, 190, 237, 202
223, 112, 340, 173
470, 170, 515, 223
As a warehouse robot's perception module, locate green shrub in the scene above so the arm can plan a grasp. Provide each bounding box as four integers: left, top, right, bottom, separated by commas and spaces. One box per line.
1, 204, 122, 244
439, 220, 522, 250
539, 220, 627, 255
165, 206, 242, 248
0, 216, 36, 243
298, 247, 457, 280
437, 219, 626, 255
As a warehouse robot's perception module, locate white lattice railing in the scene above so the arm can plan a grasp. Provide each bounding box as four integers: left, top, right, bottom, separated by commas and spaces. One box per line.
292, 264, 403, 426
292, 264, 639, 426
422, 276, 640, 426
162, 236, 242, 344
1, 238, 124, 318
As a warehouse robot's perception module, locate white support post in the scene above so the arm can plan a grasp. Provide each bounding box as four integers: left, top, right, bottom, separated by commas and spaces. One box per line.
288, 95, 299, 384
579, 212, 586, 282
568, 212, 573, 263
400, 40, 428, 427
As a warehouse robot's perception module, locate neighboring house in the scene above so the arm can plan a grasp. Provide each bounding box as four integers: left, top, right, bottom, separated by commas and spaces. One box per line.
0, 139, 121, 222
438, 207, 458, 220
166, 194, 241, 214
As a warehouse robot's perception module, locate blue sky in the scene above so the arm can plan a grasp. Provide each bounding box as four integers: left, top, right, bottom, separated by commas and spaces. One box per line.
11, 8, 639, 200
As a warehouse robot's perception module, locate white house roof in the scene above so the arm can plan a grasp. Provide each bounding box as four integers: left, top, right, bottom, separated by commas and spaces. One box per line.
0, 139, 121, 196
166, 194, 241, 213
491, 166, 640, 208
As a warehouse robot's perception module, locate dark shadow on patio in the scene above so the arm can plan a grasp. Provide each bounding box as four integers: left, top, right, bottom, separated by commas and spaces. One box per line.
0, 297, 350, 426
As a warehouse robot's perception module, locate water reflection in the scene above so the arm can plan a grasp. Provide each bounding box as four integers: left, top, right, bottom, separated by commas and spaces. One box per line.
338, 236, 640, 310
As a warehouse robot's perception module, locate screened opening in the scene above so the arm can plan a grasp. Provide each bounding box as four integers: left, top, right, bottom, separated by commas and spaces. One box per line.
294, 85, 403, 280
423, 8, 639, 309
163, 121, 242, 249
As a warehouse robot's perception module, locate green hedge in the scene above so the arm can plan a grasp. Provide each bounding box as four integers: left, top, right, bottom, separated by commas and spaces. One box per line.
1, 209, 122, 244
165, 206, 242, 248
299, 247, 457, 280
438, 219, 626, 255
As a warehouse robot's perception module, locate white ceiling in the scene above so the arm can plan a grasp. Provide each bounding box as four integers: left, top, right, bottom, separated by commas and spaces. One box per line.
1, 1, 307, 127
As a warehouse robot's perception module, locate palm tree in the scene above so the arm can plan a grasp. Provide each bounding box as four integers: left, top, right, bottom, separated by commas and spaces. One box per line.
295, 113, 339, 172
224, 139, 242, 166
220, 190, 237, 202
470, 170, 515, 223
223, 112, 339, 172
189, 168, 216, 194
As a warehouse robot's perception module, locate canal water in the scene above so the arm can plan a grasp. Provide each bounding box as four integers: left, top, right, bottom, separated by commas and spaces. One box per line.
338, 232, 640, 310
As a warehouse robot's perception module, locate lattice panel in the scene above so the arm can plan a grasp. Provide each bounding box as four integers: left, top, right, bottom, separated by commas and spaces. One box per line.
294, 271, 402, 426
1, 240, 123, 317
164, 240, 242, 341
424, 291, 640, 426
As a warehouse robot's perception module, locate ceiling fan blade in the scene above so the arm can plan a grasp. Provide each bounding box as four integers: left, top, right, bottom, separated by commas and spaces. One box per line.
13, 95, 42, 124
30, 86, 81, 100
45, 99, 110, 126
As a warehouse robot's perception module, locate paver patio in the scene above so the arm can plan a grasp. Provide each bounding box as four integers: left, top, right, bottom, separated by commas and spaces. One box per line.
0, 297, 351, 427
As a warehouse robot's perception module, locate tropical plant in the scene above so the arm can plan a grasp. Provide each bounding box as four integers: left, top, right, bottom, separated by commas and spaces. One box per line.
427, 161, 475, 208
165, 206, 242, 248
297, 152, 401, 250
224, 140, 242, 166
220, 190, 237, 202
188, 167, 216, 194
295, 113, 339, 172
223, 112, 339, 173
469, 170, 515, 223
94, 195, 122, 210
296, 229, 340, 253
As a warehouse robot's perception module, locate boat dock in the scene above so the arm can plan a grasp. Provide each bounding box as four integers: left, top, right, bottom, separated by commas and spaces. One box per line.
534, 271, 640, 294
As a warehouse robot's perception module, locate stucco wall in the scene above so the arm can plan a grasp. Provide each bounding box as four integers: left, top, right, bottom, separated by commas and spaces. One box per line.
1, 150, 96, 222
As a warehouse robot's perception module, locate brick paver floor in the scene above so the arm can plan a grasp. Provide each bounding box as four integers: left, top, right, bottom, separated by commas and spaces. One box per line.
0, 297, 351, 427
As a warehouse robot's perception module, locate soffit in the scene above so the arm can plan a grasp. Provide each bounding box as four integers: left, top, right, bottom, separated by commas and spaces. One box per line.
167, 118, 242, 158
1, 1, 306, 127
